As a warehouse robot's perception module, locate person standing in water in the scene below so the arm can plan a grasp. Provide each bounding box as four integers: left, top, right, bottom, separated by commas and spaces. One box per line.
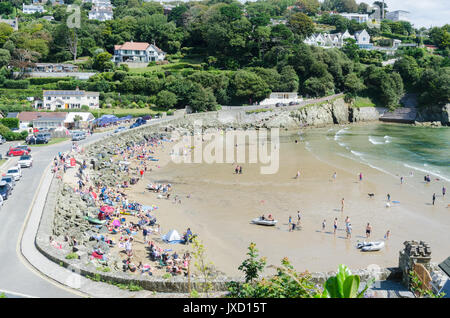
400, 176, 404, 184
443, 186, 446, 197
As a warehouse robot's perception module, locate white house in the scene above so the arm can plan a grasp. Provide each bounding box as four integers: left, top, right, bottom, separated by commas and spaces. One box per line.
0, 17, 19, 31
64, 112, 95, 129
304, 29, 371, 49
113, 41, 166, 63
339, 13, 369, 24
88, 0, 114, 21
35, 88, 100, 110
22, 4, 46, 14
259, 92, 302, 106
385, 10, 410, 23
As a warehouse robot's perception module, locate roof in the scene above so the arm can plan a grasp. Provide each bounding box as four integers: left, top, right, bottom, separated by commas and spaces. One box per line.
115, 42, 150, 51
64, 112, 95, 123
18, 112, 68, 122
439, 256, 450, 277
6, 112, 19, 118
43, 90, 99, 96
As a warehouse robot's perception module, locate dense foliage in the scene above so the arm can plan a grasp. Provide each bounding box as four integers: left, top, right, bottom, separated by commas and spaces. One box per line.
0, 0, 447, 111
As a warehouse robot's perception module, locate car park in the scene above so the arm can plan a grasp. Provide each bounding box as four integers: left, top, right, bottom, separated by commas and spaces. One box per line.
18, 155, 33, 168
6, 166, 22, 181
7, 147, 29, 157
1, 175, 16, 190
0, 181, 12, 200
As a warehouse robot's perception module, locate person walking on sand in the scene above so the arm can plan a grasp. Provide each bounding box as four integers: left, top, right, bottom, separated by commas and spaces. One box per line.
332, 172, 336, 181
359, 173, 363, 181
288, 216, 292, 232
345, 216, 350, 226
443, 186, 446, 197
297, 211, 301, 226
322, 219, 326, 232
384, 230, 390, 240
387, 193, 391, 202
432, 193, 436, 205
346, 223, 352, 239
400, 176, 404, 184
333, 218, 338, 235
295, 170, 301, 179
239, 166, 242, 174
341, 198, 345, 212
366, 223, 372, 238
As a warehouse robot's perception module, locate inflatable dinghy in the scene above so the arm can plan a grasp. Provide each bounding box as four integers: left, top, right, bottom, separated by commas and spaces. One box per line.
251, 217, 277, 226
357, 241, 385, 252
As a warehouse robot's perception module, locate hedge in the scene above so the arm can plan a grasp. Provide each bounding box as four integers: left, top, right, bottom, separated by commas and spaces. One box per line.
3, 79, 30, 89
29, 77, 73, 85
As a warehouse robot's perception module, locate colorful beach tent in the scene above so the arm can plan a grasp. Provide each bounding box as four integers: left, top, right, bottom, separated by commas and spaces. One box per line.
162, 229, 183, 244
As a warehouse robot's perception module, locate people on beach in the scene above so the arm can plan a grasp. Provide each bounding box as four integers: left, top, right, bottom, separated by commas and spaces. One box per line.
384, 230, 390, 240
400, 176, 404, 184
341, 198, 345, 212
346, 223, 352, 239
295, 170, 301, 179
432, 193, 436, 205
332, 172, 336, 181
322, 219, 326, 231
333, 218, 338, 234
443, 186, 446, 197
365, 223, 372, 238
297, 211, 301, 226
387, 193, 391, 202
359, 173, 363, 181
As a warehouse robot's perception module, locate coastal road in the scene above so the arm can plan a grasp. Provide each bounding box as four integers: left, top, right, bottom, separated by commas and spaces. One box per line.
0, 133, 110, 298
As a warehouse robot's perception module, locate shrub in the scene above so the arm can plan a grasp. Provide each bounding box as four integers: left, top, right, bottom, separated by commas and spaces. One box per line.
65, 253, 79, 260
0, 117, 19, 129
4, 79, 29, 89
29, 77, 72, 85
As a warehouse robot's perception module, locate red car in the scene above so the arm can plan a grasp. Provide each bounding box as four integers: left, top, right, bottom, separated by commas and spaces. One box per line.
7, 147, 29, 157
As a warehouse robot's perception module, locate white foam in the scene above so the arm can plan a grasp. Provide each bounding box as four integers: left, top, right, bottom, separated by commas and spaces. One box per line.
368, 136, 385, 145
403, 163, 450, 182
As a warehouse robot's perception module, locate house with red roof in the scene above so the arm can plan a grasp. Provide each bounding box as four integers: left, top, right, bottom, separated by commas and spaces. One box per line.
112, 41, 166, 63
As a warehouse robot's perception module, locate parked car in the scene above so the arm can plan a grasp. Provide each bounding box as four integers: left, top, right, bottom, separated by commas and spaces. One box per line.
0, 135, 5, 144
71, 133, 84, 141
16, 145, 31, 153
130, 117, 147, 129
114, 126, 127, 133
6, 166, 21, 181
18, 155, 33, 168
142, 115, 152, 121
1, 175, 16, 190
36, 132, 51, 141
7, 147, 29, 157
0, 181, 12, 200
26, 136, 48, 145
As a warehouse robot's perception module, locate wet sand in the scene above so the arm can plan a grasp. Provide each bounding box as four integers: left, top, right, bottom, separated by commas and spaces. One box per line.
127, 127, 450, 276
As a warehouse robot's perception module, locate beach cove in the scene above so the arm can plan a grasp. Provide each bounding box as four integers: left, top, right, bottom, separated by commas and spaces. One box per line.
132, 122, 450, 276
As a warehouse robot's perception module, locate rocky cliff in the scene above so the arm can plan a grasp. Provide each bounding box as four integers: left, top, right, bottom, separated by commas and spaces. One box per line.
415, 103, 450, 126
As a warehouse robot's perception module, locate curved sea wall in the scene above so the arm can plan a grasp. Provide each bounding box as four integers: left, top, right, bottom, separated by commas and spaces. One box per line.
34, 100, 405, 293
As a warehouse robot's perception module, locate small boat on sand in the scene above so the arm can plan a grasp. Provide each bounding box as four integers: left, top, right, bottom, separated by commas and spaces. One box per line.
84, 216, 107, 225
357, 241, 385, 252
251, 217, 277, 226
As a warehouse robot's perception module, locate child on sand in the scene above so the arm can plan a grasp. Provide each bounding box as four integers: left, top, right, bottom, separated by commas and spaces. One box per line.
333, 218, 338, 234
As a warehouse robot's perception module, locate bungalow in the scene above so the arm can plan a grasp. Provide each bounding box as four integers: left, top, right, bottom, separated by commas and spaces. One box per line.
22, 4, 45, 14
17, 112, 68, 130
29, 63, 79, 73
113, 41, 166, 63
259, 92, 303, 106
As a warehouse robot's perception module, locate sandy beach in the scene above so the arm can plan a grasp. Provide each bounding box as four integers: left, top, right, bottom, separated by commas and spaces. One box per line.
65, 123, 450, 277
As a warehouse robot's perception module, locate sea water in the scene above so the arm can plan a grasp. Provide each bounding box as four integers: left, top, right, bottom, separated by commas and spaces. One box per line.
299, 123, 450, 187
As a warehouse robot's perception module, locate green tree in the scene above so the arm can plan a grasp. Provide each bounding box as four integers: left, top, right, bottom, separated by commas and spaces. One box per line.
0, 48, 11, 68
93, 52, 114, 72
231, 70, 271, 104
155, 90, 177, 108
288, 12, 315, 38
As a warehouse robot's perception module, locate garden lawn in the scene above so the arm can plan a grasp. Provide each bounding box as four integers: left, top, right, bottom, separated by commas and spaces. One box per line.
30, 137, 69, 147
